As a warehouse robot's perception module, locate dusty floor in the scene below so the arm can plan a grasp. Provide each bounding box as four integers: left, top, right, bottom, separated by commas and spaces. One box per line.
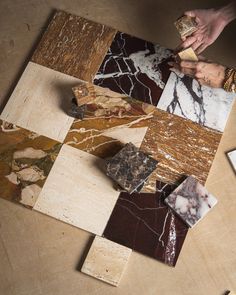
0, 1, 236, 295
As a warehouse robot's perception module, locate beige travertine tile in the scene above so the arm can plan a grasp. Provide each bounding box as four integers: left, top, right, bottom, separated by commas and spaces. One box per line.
0, 62, 80, 142
81, 236, 132, 286
33, 144, 120, 235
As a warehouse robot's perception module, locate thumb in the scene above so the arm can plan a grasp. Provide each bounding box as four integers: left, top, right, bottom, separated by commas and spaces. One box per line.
184, 11, 196, 17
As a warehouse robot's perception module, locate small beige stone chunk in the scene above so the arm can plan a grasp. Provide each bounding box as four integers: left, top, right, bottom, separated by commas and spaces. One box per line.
81, 236, 132, 287
174, 15, 198, 38
177, 47, 198, 62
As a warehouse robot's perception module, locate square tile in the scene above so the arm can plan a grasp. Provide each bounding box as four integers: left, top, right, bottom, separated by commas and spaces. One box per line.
140, 109, 222, 191
0, 62, 80, 142
0, 120, 62, 208
33, 144, 120, 235
94, 32, 172, 105
157, 72, 235, 132
81, 235, 132, 286
164, 176, 218, 228
64, 82, 154, 158
227, 149, 236, 173
32, 11, 116, 81
106, 142, 158, 193
174, 15, 197, 38
103, 181, 188, 266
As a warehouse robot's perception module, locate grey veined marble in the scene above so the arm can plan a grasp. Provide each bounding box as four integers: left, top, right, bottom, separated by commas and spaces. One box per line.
157, 72, 235, 132
106, 142, 158, 193
164, 176, 217, 228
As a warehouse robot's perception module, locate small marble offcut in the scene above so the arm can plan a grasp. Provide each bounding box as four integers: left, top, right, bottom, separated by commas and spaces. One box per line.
106, 142, 158, 193
164, 176, 218, 228
81, 235, 132, 286
227, 149, 236, 173
174, 15, 198, 38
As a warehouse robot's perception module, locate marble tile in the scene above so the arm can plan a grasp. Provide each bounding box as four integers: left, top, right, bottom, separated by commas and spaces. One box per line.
32, 11, 116, 81
140, 109, 222, 191
33, 144, 120, 235
81, 235, 132, 286
0, 120, 62, 208
106, 142, 158, 193
157, 72, 235, 132
164, 176, 218, 228
177, 47, 198, 62
0, 62, 80, 142
103, 181, 188, 267
174, 16, 197, 38
94, 32, 172, 105
64, 82, 154, 158
227, 149, 236, 173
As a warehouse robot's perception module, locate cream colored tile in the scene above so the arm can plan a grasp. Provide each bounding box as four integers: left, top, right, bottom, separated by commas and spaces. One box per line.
0, 62, 80, 142
33, 144, 120, 235
81, 236, 132, 286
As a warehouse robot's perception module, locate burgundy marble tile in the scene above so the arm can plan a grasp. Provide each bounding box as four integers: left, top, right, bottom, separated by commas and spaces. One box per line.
103, 181, 189, 267
94, 32, 173, 105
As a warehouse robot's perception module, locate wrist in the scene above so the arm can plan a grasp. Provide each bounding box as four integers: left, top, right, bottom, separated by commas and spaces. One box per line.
217, 2, 236, 26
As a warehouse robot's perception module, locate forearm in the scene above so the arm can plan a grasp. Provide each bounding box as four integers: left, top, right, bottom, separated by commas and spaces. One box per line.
218, 1, 236, 26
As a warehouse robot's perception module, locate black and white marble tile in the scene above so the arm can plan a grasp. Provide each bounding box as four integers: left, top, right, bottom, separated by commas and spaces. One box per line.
157, 72, 235, 132
164, 176, 218, 228
94, 32, 172, 106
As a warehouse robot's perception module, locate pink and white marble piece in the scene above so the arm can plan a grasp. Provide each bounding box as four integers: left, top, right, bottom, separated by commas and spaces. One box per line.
164, 176, 217, 228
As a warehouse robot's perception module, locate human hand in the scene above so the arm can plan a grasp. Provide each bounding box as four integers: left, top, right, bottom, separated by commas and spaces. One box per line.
169, 60, 226, 88
178, 8, 227, 54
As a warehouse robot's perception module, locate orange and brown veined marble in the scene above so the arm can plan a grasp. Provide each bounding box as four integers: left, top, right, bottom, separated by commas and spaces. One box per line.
0, 120, 62, 208
31, 11, 117, 81
64, 83, 155, 158
141, 109, 222, 191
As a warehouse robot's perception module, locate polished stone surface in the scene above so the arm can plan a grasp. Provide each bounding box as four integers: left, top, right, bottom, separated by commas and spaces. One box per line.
165, 176, 218, 228
64, 83, 154, 158
104, 181, 188, 267
140, 109, 222, 191
157, 72, 235, 132
32, 11, 116, 81
174, 15, 197, 38
106, 142, 158, 193
94, 32, 172, 105
0, 119, 62, 208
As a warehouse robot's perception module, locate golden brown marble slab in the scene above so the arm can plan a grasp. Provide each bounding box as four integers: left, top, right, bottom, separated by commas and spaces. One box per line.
141, 109, 222, 191
31, 11, 117, 81
64, 83, 155, 158
0, 120, 62, 208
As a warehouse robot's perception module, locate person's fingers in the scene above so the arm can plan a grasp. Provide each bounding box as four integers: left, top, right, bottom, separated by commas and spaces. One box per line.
180, 61, 198, 69
197, 78, 209, 86
191, 39, 202, 51
181, 67, 196, 77
184, 11, 196, 17
181, 36, 197, 49
195, 43, 208, 54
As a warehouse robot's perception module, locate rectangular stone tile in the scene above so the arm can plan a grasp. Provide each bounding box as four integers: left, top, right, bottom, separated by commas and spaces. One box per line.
157, 72, 235, 132
33, 144, 120, 235
227, 149, 236, 173
165, 176, 218, 228
140, 109, 222, 191
81, 236, 132, 286
94, 32, 172, 105
32, 11, 116, 81
103, 181, 188, 267
106, 143, 158, 193
64, 82, 154, 158
0, 120, 62, 208
0, 62, 79, 142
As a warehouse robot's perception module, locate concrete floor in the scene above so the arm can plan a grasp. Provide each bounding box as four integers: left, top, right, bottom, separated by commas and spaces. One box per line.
0, 1, 235, 295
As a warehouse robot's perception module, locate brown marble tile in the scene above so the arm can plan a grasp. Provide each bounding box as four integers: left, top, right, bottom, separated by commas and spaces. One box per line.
31, 11, 117, 81
64, 82, 155, 158
0, 120, 62, 208
103, 181, 188, 267
140, 109, 222, 191
106, 142, 158, 193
